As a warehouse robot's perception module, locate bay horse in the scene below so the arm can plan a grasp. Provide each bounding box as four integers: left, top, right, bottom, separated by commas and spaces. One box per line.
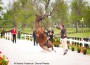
35, 14, 55, 52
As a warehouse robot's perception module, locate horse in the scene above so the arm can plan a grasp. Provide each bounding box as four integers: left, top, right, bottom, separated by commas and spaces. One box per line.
35, 14, 55, 52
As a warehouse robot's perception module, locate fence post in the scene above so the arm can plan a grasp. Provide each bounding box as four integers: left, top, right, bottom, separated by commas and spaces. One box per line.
10, 32, 12, 41
6, 32, 8, 40
25, 34, 26, 40
70, 38, 72, 45
7, 32, 9, 40
82, 40, 84, 47
5, 33, 6, 39
28, 35, 30, 40
60, 38, 62, 43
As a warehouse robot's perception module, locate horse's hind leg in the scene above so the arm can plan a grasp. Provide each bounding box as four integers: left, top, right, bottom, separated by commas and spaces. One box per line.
40, 45, 49, 51
52, 46, 56, 52
48, 41, 56, 52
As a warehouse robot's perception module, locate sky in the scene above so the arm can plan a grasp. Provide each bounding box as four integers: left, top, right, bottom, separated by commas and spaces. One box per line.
2, 0, 90, 7
2, 0, 13, 7
1, 0, 90, 13
1, 0, 14, 13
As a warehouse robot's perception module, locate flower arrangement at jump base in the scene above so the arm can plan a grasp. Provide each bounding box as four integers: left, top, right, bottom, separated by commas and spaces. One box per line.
53, 37, 60, 47
0, 51, 9, 65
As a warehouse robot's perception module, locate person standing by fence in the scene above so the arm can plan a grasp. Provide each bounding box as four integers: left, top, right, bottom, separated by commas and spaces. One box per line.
11, 27, 17, 43
1, 28, 4, 38
48, 27, 54, 50
54, 24, 68, 55
18, 28, 21, 39
33, 30, 38, 46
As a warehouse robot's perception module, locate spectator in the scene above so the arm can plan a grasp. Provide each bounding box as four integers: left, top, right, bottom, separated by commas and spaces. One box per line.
48, 27, 54, 50
18, 28, 21, 39
1, 28, 4, 38
11, 27, 17, 43
33, 30, 38, 46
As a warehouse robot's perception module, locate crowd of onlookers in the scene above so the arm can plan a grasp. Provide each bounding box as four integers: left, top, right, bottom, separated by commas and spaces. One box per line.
0, 27, 20, 43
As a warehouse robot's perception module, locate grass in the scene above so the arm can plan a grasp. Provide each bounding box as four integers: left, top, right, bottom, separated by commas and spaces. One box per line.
87, 49, 90, 54
0, 28, 33, 34
66, 28, 90, 32
67, 32, 90, 38
53, 28, 90, 38
53, 28, 60, 34
21, 28, 33, 34
0, 27, 90, 37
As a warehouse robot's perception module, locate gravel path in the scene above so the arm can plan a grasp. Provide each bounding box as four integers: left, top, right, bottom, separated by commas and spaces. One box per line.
0, 38, 90, 65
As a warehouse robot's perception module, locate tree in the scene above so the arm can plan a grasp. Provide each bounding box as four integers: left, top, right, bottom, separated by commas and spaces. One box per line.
2, 10, 14, 27
3, 0, 35, 29
0, 0, 3, 27
30, 0, 69, 29
3, 0, 69, 29
70, 0, 87, 32
30, 0, 56, 29
3, 0, 69, 30
84, 6, 90, 27
0, 0, 3, 11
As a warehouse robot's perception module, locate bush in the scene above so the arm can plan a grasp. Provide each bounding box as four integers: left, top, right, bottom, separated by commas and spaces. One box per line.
77, 45, 81, 53
0, 52, 9, 65
67, 43, 70, 49
53, 38, 60, 47
83, 47, 87, 55
71, 42, 75, 51
0, 55, 9, 65
71, 45, 75, 51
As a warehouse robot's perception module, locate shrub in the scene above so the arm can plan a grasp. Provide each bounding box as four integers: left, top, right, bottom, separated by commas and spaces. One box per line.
53, 38, 60, 47
0, 52, 9, 65
83, 47, 87, 55
77, 45, 81, 53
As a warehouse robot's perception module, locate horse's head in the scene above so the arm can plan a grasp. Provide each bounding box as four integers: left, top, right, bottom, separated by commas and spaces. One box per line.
35, 14, 45, 22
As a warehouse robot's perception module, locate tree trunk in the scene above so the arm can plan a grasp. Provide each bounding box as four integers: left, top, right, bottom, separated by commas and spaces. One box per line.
13, 16, 17, 28
61, 18, 64, 24
75, 22, 78, 33
22, 23, 25, 30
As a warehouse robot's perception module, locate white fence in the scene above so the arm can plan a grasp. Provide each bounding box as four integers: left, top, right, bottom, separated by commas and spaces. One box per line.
1, 32, 90, 47
0, 33, 32, 40
0, 32, 12, 40
5, 32, 12, 40
21, 34, 32, 40
60, 38, 90, 47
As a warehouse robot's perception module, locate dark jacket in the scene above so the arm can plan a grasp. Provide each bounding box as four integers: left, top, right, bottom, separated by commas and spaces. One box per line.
55, 26, 67, 39
33, 30, 36, 39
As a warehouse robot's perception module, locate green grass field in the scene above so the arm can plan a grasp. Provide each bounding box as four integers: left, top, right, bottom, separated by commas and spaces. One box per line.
0, 28, 90, 37
0, 28, 33, 34
67, 32, 90, 38
53, 28, 90, 38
